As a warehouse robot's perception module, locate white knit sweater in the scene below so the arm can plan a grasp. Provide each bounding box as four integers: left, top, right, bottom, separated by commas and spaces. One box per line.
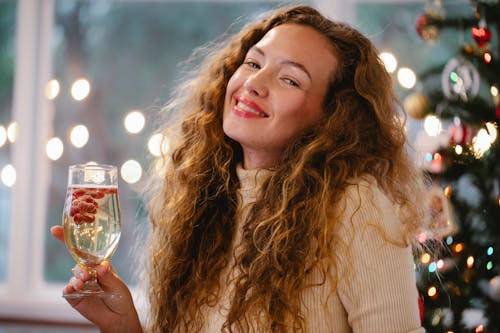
201, 166, 424, 333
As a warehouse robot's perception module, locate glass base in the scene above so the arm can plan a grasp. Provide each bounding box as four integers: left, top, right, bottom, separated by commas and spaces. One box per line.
62, 279, 121, 299
63, 290, 121, 299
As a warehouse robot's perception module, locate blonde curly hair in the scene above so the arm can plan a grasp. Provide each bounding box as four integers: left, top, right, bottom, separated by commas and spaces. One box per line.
146, 5, 426, 332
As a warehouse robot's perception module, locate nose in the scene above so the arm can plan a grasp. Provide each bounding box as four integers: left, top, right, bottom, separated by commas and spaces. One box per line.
243, 70, 269, 97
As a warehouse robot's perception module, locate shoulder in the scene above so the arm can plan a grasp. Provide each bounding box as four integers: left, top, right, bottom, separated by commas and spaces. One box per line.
339, 175, 408, 246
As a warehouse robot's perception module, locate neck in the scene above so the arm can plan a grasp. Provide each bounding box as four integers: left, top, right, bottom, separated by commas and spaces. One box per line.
242, 148, 280, 170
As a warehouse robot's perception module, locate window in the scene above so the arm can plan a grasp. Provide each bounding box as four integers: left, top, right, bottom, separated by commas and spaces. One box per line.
0, 1, 16, 283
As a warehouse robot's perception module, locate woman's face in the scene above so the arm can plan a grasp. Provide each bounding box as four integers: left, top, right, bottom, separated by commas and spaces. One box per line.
223, 23, 337, 169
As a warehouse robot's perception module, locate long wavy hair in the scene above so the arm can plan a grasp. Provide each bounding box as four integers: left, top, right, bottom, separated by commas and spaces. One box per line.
146, 5, 426, 332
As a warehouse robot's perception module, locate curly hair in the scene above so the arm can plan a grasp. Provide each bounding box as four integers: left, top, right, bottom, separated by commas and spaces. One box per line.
146, 5, 426, 332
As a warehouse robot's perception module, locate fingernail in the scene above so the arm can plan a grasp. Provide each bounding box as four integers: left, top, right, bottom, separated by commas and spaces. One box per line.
97, 261, 110, 276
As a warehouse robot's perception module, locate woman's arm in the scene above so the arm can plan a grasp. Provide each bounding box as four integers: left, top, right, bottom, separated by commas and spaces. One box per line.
335, 180, 424, 333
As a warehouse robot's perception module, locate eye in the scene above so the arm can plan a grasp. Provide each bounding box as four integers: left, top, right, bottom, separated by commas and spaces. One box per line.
244, 59, 260, 69
282, 77, 300, 87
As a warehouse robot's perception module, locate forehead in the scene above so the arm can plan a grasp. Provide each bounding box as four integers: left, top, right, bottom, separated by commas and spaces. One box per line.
253, 24, 337, 78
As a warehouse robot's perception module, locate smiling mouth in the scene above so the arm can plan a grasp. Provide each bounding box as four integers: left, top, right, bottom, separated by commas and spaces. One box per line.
235, 101, 268, 117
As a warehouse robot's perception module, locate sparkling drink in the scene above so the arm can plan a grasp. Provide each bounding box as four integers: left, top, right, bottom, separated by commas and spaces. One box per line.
63, 186, 121, 267
62, 164, 121, 298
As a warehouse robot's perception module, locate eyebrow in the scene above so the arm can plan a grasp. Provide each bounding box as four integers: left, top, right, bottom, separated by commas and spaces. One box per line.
250, 46, 312, 80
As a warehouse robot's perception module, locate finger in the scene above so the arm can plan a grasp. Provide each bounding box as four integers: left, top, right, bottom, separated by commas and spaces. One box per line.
69, 277, 84, 291
72, 264, 91, 281
94, 262, 131, 297
50, 226, 64, 242
63, 283, 75, 295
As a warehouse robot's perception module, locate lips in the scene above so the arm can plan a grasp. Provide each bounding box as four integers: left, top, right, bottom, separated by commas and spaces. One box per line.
233, 96, 268, 118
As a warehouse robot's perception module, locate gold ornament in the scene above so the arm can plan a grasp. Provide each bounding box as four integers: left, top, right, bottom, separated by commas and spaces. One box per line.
403, 93, 429, 119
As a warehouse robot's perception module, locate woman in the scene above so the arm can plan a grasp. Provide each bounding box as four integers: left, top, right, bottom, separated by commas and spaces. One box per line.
52, 5, 426, 332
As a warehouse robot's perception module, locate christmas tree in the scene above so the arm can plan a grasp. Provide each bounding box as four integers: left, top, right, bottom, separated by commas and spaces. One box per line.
407, 1, 500, 332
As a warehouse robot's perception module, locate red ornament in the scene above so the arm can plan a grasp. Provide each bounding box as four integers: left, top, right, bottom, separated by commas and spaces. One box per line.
415, 14, 428, 38
496, 103, 500, 119
415, 14, 440, 41
450, 123, 474, 145
472, 26, 492, 47
418, 295, 424, 323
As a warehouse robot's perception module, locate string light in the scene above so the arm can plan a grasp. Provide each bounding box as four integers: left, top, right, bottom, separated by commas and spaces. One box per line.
492, 86, 499, 96
124, 110, 145, 134
487, 246, 494, 256
7, 122, 18, 143
476, 325, 484, 333
467, 256, 475, 268
418, 232, 428, 243
421, 252, 431, 264
483, 52, 492, 64
397, 67, 417, 89
485, 122, 497, 142
424, 115, 442, 136
436, 259, 444, 270
429, 262, 437, 273
46, 137, 64, 161
120, 159, 143, 184
70, 125, 89, 148
71, 78, 91, 101
45, 79, 60, 100
428, 286, 438, 298
379, 51, 398, 73
472, 127, 495, 158
454, 243, 464, 253
148, 133, 170, 157
486, 261, 493, 270
454, 144, 463, 155
444, 185, 452, 198
0, 164, 16, 187
446, 236, 453, 245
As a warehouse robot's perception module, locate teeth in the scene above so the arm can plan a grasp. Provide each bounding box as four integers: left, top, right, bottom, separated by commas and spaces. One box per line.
237, 101, 265, 117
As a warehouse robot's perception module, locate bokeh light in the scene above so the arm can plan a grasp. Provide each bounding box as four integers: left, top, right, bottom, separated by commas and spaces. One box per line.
454, 243, 464, 253
147, 133, 170, 157
120, 159, 142, 184
379, 51, 398, 73
485, 122, 498, 142
466, 256, 475, 268
472, 128, 493, 158
0, 125, 6, 147
46, 79, 60, 100
71, 78, 91, 101
424, 115, 442, 136
7, 121, 18, 143
124, 110, 145, 134
421, 253, 431, 264
1, 164, 16, 187
46, 137, 64, 161
491, 86, 498, 97
428, 286, 437, 298
70, 124, 89, 148
397, 67, 416, 89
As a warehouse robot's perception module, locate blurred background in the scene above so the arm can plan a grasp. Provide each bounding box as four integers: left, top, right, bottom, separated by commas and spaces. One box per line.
0, 0, 499, 332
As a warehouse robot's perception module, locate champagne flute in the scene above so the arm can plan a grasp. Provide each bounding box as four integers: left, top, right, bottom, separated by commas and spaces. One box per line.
62, 163, 122, 298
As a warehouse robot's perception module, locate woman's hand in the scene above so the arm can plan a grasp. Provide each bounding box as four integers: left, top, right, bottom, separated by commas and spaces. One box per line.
50, 226, 143, 333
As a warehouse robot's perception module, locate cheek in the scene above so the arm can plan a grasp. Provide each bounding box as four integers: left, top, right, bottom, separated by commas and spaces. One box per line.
225, 70, 243, 100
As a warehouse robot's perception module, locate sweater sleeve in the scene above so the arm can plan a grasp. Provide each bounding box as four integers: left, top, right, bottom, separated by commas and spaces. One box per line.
335, 179, 425, 333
